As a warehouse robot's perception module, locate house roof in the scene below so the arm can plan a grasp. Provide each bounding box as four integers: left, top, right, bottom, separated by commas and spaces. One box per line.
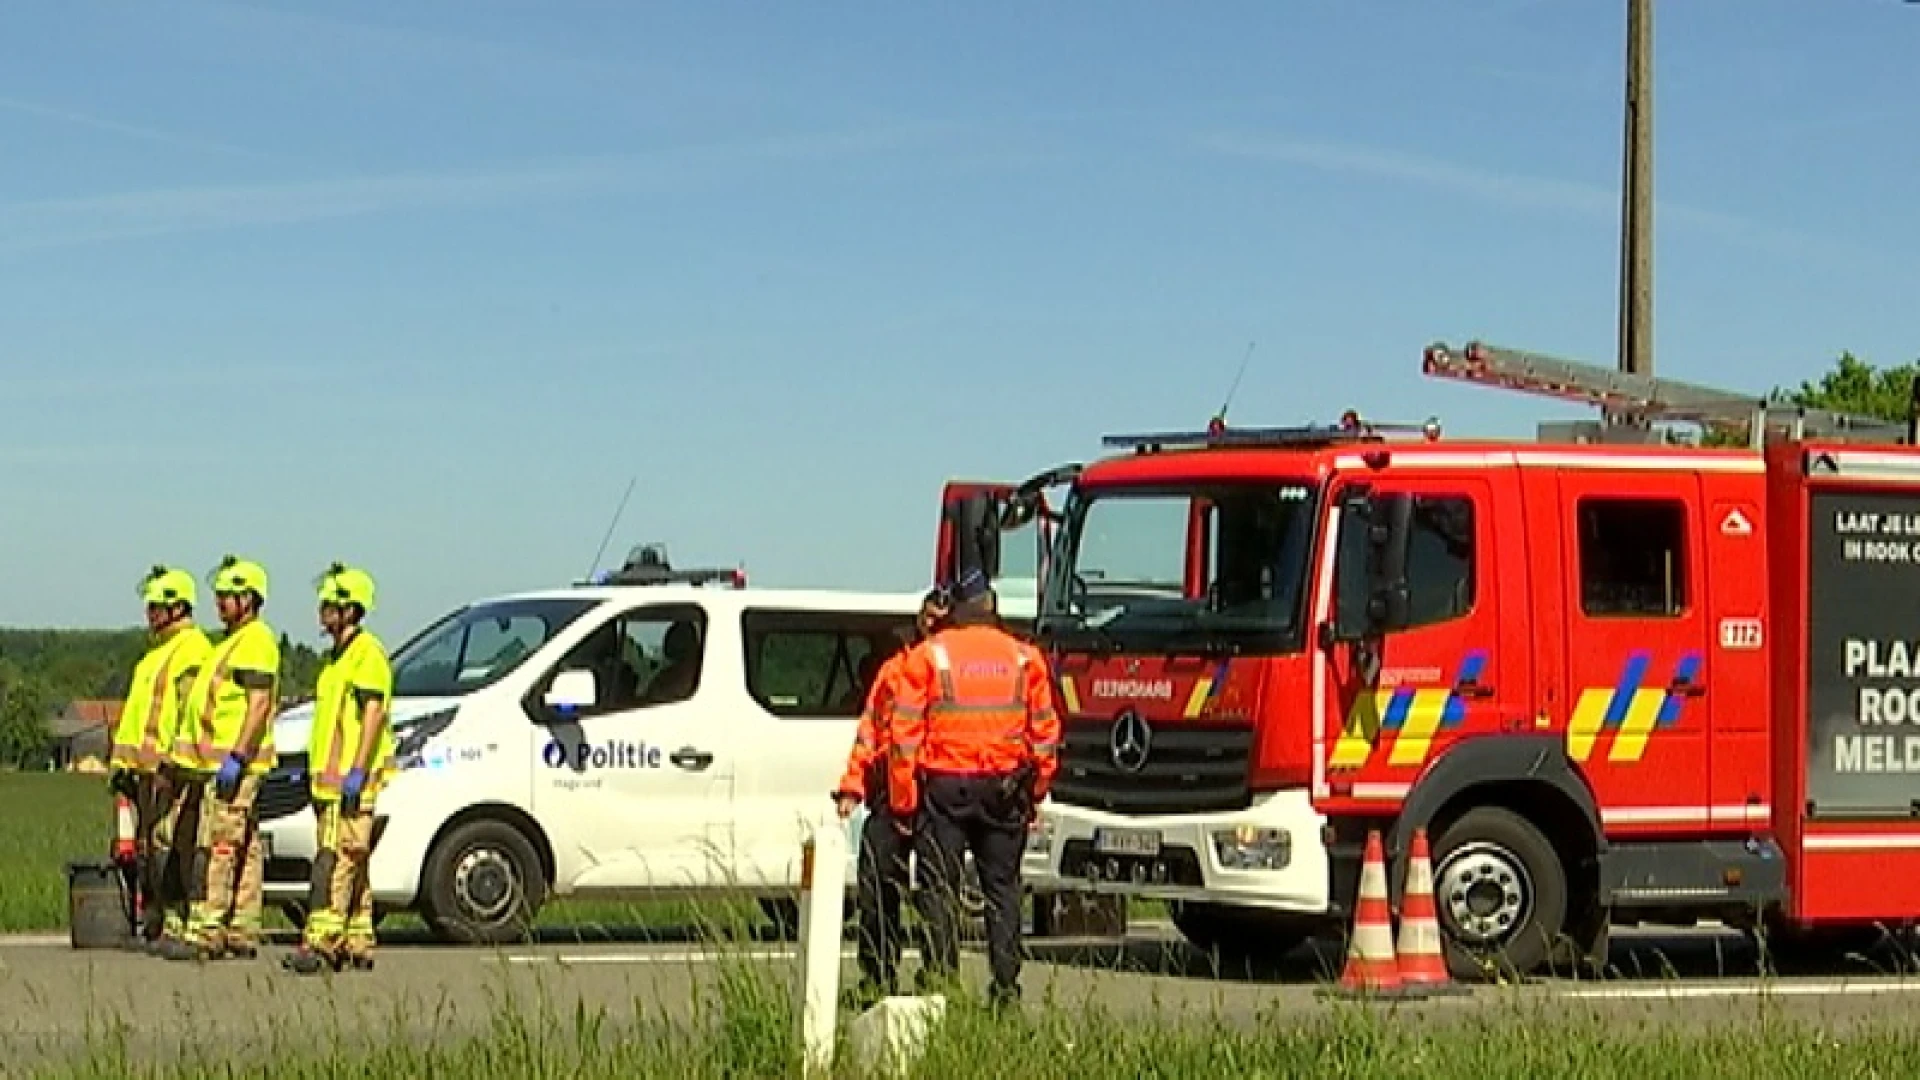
51, 699, 122, 738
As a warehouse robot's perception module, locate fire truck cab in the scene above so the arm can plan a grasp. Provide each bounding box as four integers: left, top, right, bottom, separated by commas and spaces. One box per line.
938, 340, 1920, 981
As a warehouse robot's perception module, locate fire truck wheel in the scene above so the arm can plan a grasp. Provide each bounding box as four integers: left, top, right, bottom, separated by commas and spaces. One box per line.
1431, 806, 1566, 982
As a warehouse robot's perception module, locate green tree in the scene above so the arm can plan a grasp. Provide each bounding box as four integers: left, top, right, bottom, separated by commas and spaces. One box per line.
1695, 351, 1920, 447
0, 659, 53, 769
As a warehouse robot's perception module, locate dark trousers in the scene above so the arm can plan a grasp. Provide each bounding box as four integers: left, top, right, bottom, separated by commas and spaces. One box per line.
913, 772, 1027, 997
855, 805, 912, 993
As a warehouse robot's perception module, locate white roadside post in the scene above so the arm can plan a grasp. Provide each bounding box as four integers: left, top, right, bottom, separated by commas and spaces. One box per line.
797, 818, 849, 1078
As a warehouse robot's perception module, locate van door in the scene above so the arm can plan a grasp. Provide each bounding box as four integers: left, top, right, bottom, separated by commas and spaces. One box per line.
525, 602, 734, 892
936, 467, 1078, 625
1555, 470, 1711, 832
732, 605, 920, 889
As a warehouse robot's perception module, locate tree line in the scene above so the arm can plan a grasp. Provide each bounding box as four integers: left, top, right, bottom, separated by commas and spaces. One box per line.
0, 629, 325, 769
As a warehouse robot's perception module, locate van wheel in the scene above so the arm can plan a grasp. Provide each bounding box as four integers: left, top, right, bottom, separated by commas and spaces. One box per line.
1431, 806, 1566, 982
419, 819, 546, 945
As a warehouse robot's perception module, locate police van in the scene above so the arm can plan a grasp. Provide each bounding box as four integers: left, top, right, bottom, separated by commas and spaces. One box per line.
256, 546, 1036, 943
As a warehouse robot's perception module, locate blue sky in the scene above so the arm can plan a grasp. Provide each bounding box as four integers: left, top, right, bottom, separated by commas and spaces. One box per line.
3, 0, 1917, 641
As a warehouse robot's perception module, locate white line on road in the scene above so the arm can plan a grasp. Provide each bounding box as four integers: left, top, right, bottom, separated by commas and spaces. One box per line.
1557, 979, 1920, 1001
507, 946, 929, 966
0, 935, 68, 948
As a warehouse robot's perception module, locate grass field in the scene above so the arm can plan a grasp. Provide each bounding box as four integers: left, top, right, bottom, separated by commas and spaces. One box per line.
35, 975, 1920, 1080
0, 772, 776, 936
0, 772, 1156, 937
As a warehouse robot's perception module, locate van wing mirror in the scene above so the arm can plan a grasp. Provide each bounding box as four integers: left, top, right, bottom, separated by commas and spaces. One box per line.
544, 669, 598, 714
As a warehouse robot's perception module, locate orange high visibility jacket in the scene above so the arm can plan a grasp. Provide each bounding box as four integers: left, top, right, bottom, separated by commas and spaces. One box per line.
886, 623, 1060, 818
835, 650, 908, 803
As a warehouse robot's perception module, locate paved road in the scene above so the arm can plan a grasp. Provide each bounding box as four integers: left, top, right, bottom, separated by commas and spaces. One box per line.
6, 922, 1920, 1069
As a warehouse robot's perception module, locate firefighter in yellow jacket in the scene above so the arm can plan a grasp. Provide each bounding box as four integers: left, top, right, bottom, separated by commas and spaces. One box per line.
162, 556, 281, 962
109, 566, 213, 949
285, 563, 394, 974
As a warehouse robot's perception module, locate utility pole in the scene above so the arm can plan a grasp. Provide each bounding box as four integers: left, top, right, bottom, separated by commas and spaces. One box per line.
1617, 0, 1653, 381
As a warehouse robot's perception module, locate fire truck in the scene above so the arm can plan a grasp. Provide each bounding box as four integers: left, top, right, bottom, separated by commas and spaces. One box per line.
935, 341, 1920, 981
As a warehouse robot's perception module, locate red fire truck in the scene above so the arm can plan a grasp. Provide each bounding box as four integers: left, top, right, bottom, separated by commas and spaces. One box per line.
935, 341, 1920, 980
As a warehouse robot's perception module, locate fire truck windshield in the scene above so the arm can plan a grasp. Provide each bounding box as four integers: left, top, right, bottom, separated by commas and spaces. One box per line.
1038, 479, 1319, 653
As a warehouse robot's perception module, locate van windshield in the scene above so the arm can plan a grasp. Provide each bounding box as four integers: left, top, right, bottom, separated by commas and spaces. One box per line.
391, 596, 598, 697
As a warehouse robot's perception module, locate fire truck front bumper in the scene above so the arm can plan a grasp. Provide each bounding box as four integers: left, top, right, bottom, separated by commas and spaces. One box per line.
1021, 790, 1331, 915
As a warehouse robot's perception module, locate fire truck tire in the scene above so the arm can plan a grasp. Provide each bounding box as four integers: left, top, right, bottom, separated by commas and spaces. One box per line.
1431, 806, 1567, 982
1168, 901, 1310, 966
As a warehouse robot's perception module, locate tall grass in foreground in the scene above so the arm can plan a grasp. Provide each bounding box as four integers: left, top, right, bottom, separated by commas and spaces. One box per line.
42, 959, 1920, 1080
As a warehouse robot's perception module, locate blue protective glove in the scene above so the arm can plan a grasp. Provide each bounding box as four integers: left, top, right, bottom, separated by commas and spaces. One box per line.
341, 767, 367, 814
214, 752, 244, 800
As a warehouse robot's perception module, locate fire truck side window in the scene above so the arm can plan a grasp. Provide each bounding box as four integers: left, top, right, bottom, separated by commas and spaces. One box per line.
1577, 498, 1688, 617
1333, 492, 1477, 631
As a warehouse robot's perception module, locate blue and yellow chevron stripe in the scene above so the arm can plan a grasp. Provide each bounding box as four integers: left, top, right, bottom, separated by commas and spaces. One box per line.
1332, 651, 1487, 769
1566, 651, 1703, 763
1180, 659, 1232, 719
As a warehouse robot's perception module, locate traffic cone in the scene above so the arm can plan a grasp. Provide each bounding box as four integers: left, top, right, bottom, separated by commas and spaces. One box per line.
1395, 828, 1466, 995
112, 793, 137, 865
1319, 829, 1422, 1000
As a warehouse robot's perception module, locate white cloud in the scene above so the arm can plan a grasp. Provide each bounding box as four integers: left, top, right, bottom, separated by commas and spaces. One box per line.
1193, 130, 1859, 262
0, 126, 933, 254
0, 95, 272, 160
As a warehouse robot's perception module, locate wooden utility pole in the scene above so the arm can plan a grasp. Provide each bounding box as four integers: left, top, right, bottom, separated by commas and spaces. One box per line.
1617, 0, 1653, 380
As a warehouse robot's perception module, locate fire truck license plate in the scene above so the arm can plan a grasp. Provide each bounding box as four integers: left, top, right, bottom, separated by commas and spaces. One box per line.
1093, 828, 1162, 857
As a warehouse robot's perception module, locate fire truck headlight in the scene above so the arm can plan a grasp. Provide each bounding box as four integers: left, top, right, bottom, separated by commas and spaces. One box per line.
1212, 826, 1291, 871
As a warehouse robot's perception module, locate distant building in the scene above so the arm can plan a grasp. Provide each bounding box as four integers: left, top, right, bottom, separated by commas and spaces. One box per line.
50, 699, 120, 771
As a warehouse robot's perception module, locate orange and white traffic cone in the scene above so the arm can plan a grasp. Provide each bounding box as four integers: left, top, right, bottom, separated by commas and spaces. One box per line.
1319, 829, 1422, 1000
1395, 827, 1466, 995
112, 793, 137, 865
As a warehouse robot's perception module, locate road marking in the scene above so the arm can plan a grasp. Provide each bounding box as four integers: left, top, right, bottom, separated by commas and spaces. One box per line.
506, 946, 924, 966
0, 935, 69, 949
1557, 979, 1920, 1001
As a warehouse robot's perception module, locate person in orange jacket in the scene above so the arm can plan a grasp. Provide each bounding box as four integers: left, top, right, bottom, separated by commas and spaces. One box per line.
887, 568, 1059, 1007
833, 586, 950, 1003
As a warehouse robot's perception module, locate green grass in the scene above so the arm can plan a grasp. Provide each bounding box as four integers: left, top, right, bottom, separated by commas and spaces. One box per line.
0, 772, 1160, 937
0, 771, 107, 933
32, 968, 1920, 1080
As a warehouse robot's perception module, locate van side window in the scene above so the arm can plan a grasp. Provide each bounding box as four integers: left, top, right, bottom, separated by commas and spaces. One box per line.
741, 609, 915, 718
545, 605, 707, 716
1578, 498, 1688, 617
1333, 492, 1477, 630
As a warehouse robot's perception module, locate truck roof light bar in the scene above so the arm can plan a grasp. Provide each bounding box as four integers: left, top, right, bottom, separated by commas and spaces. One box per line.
1423, 340, 1915, 445
576, 543, 748, 588
1103, 412, 1443, 454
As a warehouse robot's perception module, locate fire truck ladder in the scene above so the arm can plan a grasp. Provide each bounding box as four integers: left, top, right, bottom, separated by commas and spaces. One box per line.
1421, 340, 1920, 447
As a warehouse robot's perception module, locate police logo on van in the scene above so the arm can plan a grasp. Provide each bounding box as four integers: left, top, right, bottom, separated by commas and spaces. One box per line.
541, 738, 664, 771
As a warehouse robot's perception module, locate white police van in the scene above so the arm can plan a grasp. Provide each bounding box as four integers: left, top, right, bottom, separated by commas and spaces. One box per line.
257, 545, 1038, 943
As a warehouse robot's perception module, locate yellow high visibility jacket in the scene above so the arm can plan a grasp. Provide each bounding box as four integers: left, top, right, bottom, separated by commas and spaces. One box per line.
111, 624, 213, 773
174, 618, 281, 774
310, 628, 395, 803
